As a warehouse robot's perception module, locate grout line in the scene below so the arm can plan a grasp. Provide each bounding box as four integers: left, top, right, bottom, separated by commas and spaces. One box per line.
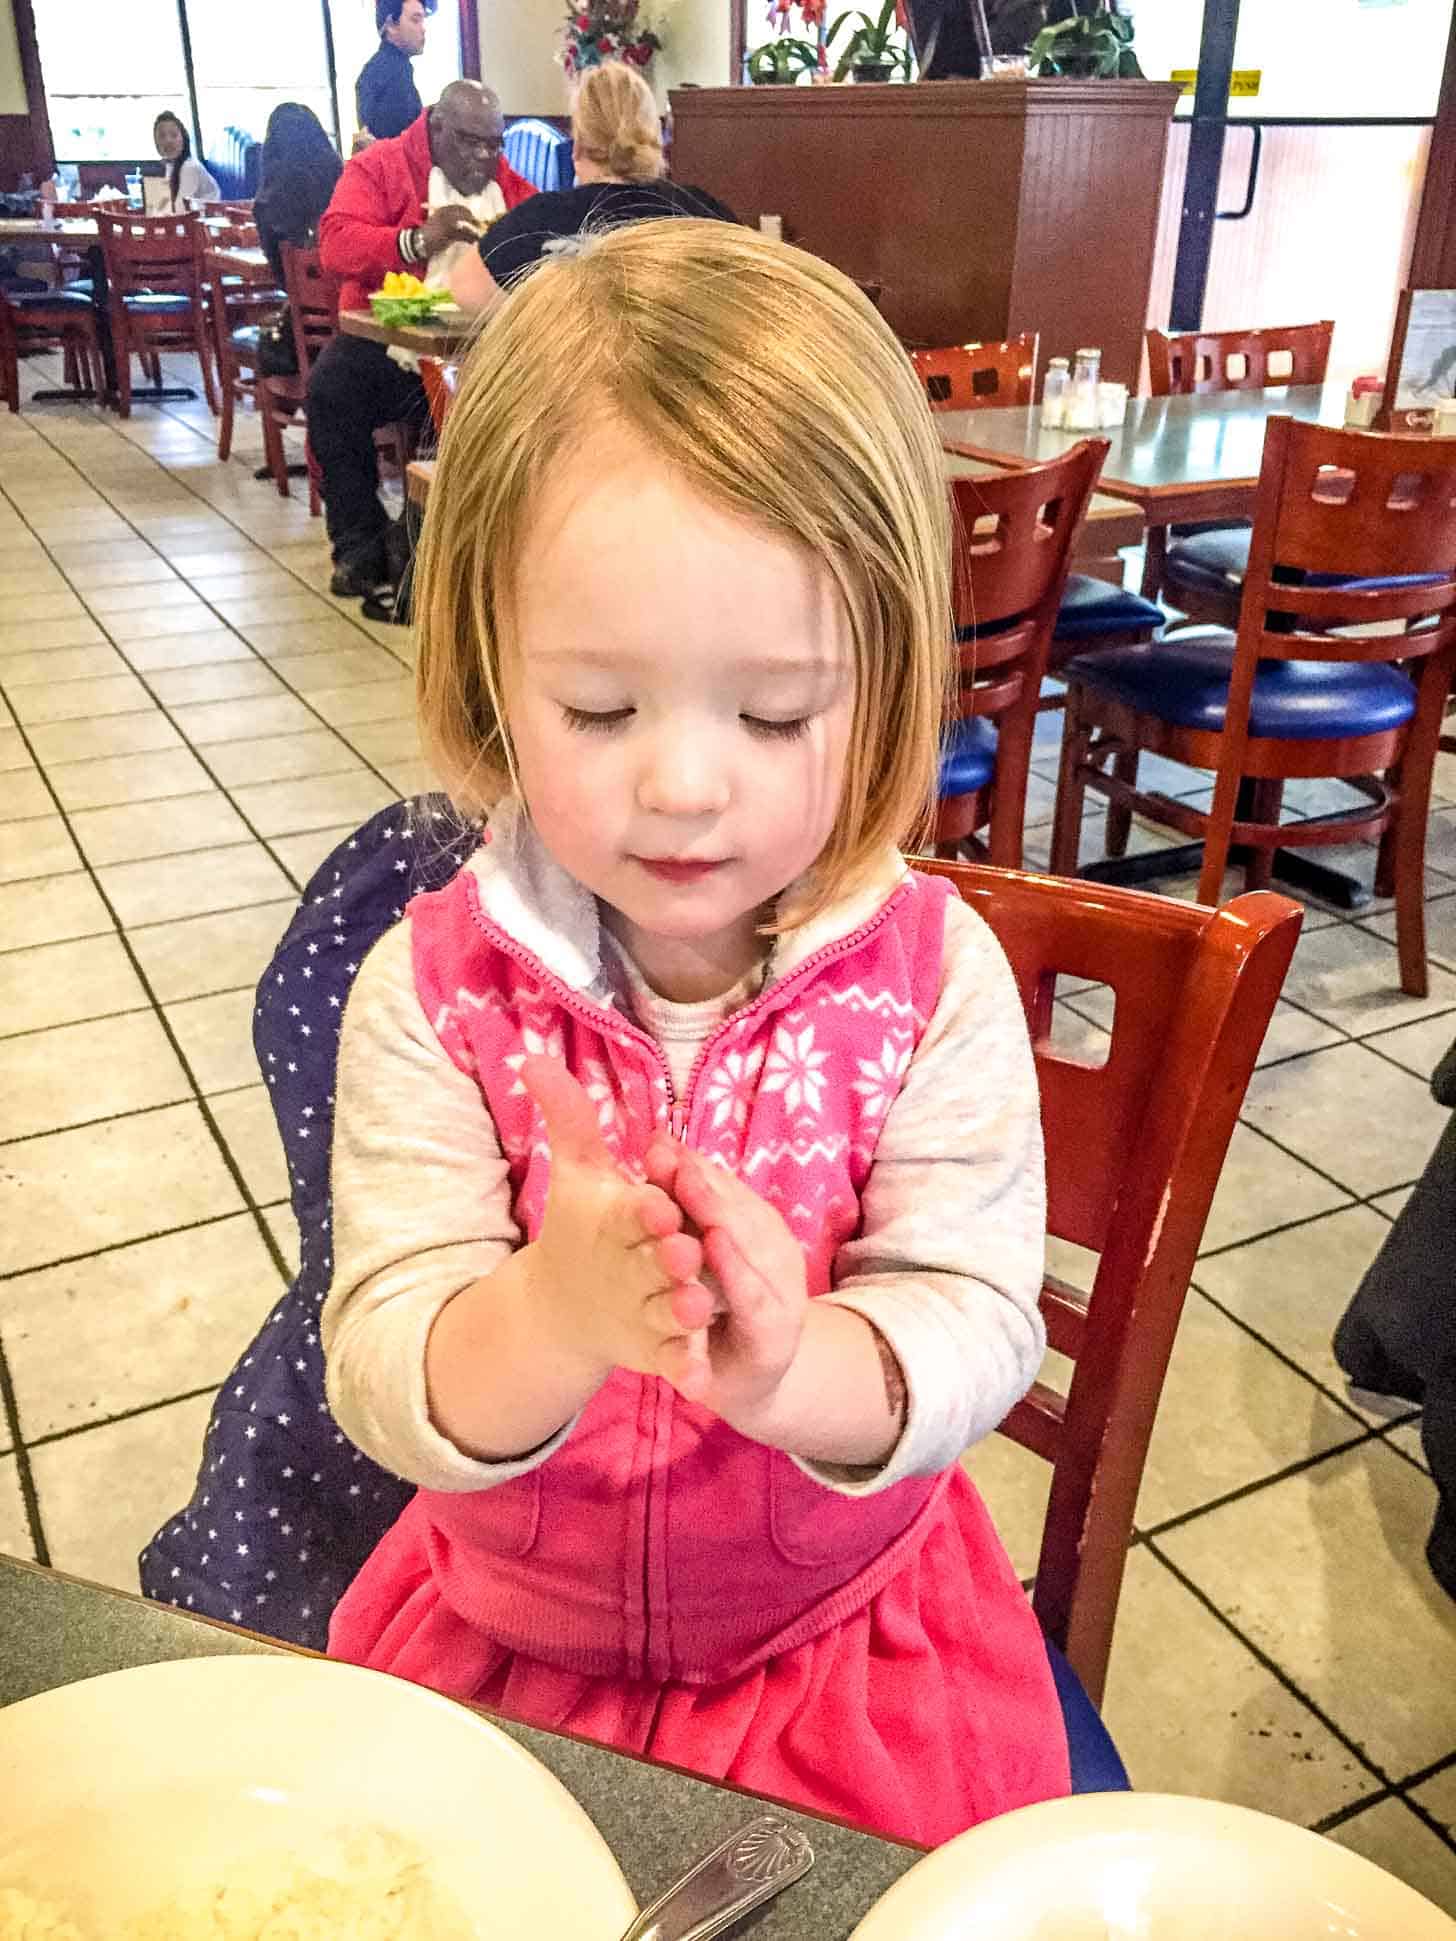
1311, 1788, 1397, 1835
1136, 1422, 1383, 1544
1188, 1279, 1404, 1434
22, 1382, 233, 1453
0, 1207, 274, 1287
0, 1335, 49, 1565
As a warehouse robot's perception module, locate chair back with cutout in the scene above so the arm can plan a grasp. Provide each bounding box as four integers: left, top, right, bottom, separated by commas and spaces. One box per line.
912, 333, 1038, 411
1146, 320, 1333, 396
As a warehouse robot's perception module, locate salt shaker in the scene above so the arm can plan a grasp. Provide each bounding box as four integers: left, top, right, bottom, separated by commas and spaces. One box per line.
1041, 357, 1070, 428
1066, 347, 1102, 430
1097, 381, 1129, 427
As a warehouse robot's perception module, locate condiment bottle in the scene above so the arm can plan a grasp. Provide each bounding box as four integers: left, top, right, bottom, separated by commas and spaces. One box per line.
1066, 347, 1102, 430
1041, 357, 1070, 428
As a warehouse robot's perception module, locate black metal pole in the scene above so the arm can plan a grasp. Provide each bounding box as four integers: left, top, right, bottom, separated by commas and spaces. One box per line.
1169, 0, 1241, 333
321, 0, 344, 154
174, 0, 204, 165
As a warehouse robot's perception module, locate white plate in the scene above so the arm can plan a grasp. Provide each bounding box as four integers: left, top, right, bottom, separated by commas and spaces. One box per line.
0, 1655, 637, 1936
849, 1792, 1454, 1939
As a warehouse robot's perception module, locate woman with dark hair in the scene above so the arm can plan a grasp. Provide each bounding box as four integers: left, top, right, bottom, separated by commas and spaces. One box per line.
152, 111, 220, 211
253, 102, 344, 283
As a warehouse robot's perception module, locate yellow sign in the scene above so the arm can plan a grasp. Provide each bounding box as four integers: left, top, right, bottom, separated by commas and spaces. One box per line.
1170, 68, 1262, 96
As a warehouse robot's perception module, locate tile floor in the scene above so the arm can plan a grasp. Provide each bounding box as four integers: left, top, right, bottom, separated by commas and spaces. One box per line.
2, 346, 1456, 1911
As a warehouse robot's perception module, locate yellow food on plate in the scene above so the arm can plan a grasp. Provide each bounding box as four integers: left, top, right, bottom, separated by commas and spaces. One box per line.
378, 272, 429, 297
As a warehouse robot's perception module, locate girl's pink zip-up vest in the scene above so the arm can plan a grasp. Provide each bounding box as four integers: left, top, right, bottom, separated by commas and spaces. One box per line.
407, 861, 962, 1686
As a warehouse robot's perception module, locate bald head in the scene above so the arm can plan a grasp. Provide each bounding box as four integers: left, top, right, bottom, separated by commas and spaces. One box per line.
429, 81, 505, 195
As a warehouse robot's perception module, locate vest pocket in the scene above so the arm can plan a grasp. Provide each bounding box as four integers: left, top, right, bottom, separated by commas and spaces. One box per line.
463, 1465, 542, 1559
768, 1447, 913, 1570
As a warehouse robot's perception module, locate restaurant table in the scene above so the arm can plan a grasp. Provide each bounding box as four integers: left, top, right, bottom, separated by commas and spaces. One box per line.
339, 303, 480, 359
0, 1554, 919, 1937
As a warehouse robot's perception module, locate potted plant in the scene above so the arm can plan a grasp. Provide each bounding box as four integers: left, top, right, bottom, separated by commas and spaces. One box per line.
1029, 2, 1142, 77
747, 0, 828, 84
829, 0, 915, 80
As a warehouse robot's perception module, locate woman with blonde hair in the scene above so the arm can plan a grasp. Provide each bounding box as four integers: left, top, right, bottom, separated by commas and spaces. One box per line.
323, 218, 1070, 1844
449, 60, 735, 311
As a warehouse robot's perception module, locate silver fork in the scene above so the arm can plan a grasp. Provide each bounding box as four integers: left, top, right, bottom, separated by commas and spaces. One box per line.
617, 1813, 815, 1941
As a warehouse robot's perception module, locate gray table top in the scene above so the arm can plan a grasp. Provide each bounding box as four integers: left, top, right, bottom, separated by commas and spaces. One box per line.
0, 1555, 919, 1937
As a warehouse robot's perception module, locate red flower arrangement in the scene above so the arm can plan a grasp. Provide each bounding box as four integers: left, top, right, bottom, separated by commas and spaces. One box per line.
559, 0, 663, 77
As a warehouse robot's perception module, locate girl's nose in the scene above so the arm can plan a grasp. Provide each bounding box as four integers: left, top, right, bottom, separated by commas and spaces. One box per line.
636, 733, 731, 819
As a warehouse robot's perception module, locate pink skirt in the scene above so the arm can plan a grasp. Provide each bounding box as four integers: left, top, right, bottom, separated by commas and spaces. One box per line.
329, 1482, 1070, 1848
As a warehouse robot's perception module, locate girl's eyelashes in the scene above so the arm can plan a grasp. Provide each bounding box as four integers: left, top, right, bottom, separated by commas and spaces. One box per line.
559, 705, 812, 742
562, 705, 634, 734
742, 715, 811, 741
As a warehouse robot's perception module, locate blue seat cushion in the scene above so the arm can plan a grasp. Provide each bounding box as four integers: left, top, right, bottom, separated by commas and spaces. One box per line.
7, 286, 94, 314
121, 291, 192, 317
229, 324, 261, 356
1055, 574, 1163, 642
939, 713, 997, 795
1, 275, 49, 297
1062, 630, 1418, 740
1046, 1639, 1130, 1793
1166, 528, 1444, 600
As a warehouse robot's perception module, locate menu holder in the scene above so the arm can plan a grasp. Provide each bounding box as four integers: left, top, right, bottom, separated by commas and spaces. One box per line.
1380, 286, 1456, 432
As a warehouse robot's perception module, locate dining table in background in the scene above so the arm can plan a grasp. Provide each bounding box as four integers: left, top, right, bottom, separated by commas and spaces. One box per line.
338, 304, 480, 361
0, 1554, 919, 1939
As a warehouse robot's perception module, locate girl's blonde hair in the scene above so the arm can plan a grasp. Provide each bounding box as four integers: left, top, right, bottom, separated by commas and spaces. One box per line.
571, 61, 664, 182
416, 219, 952, 925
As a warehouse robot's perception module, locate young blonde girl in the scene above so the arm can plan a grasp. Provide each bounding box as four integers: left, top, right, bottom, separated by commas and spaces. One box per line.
324, 219, 1070, 1843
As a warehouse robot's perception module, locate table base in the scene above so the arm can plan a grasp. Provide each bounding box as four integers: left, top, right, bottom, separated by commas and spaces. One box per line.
30, 385, 100, 403
1079, 839, 1371, 911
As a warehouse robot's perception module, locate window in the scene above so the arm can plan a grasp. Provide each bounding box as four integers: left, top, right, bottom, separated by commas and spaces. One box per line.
34, 0, 188, 162
188, 0, 336, 160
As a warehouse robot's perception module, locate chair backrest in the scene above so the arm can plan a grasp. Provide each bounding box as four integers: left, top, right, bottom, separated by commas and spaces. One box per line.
946, 438, 1107, 866
418, 356, 459, 436
209, 220, 259, 249
1146, 320, 1333, 396
95, 211, 205, 306
911, 334, 1038, 411
917, 859, 1301, 1701
280, 241, 341, 371
503, 116, 575, 192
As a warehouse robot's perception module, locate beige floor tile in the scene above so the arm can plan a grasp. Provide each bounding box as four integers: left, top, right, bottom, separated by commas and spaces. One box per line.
1, 566, 69, 596
0, 727, 32, 771
1277, 922, 1456, 1037
241, 617, 376, 660
1371, 1184, 1416, 1220
0, 1102, 243, 1276
0, 814, 80, 885
1140, 1293, 1363, 1527
1327, 1800, 1456, 1914
1101, 1549, 1372, 1820
213, 593, 338, 627
101, 602, 236, 643
180, 569, 300, 601
209, 1086, 289, 1204
266, 648, 405, 693
69, 790, 252, 868
0, 934, 147, 1039
97, 840, 292, 928
261, 1202, 300, 1278
267, 822, 360, 884
46, 746, 213, 813
1362, 1009, 1456, 1083
0, 615, 105, 652
26, 711, 182, 763
961, 1432, 1050, 1582
164, 987, 258, 1093
0, 1457, 31, 1560
228, 770, 396, 840
154, 545, 268, 575
304, 679, 413, 727
148, 662, 284, 707
0, 643, 129, 686
29, 1391, 214, 1594
127, 898, 292, 1004
205, 730, 364, 789
0, 769, 51, 822
0, 872, 111, 951
64, 557, 178, 591
115, 628, 255, 674
1412, 1764, 1456, 1835
1, 1214, 281, 1442
83, 580, 211, 617
0, 1010, 191, 1142
1160, 1440, 1456, 1777
1201, 1120, 1352, 1253
1241, 1041, 1451, 1198
1367, 896, 1456, 978
378, 758, 436, 798
6, 672, 153, 726
342, 718, 423, 764
1387, 1423, 1429, 1472
1195, 1206, 1402, 1418
167, 692, 320, 745
3, 590, 86, 623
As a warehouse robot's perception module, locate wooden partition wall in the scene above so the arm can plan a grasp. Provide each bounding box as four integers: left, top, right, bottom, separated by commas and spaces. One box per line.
670, 78, 1181, 387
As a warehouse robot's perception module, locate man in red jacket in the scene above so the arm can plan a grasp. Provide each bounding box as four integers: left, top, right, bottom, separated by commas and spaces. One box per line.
309, 81, 535, 602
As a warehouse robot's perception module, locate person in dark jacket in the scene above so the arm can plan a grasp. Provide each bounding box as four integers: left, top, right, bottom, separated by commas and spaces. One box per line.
356, 0, 434, 142
253, 102, 342, 284
1333, 1034, 1456, 1602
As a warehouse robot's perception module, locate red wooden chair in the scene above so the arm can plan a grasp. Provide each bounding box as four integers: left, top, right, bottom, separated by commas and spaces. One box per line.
205, 234, 283, 463
95, 211, 218, 417
1144, 319, 1335, 625
0, 286, 104, 412
418, 355, 459, 437
1052, 416, 1456, 995
934, 438, 1106, 867
911, 333, 1038, 412
921, 857, 1301, 1699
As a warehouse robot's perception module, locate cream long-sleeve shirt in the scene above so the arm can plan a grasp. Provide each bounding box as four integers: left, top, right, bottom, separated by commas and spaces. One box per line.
323, 840, 1047, 1498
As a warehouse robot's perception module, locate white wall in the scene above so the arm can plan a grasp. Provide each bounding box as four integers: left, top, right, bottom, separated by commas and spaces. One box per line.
479, 0, 731, 118
0, 0, 29, 117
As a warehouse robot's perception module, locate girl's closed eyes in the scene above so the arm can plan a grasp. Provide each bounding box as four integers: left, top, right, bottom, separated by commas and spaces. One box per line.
560, 704, 813, 741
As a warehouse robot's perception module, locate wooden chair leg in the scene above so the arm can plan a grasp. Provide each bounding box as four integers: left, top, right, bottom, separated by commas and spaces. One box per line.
258, 389, 290, 497
194, 313, 219, 415
1140, 523, 1168, 602
1242, 779, 1283, 893
1105, 743, 1139, 857
1049, 694, 1092, 877
217, 369, 236, 462
0, 309, 19, 414
1197, 766, 1244, 905
116, 328, 133, 417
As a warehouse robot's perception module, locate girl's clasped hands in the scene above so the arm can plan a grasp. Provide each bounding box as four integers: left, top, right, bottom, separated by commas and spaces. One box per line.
519, 1057, 808, 1431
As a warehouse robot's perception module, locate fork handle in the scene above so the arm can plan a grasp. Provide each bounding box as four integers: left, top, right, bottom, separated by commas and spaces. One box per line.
619, 1813, 815, 1941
